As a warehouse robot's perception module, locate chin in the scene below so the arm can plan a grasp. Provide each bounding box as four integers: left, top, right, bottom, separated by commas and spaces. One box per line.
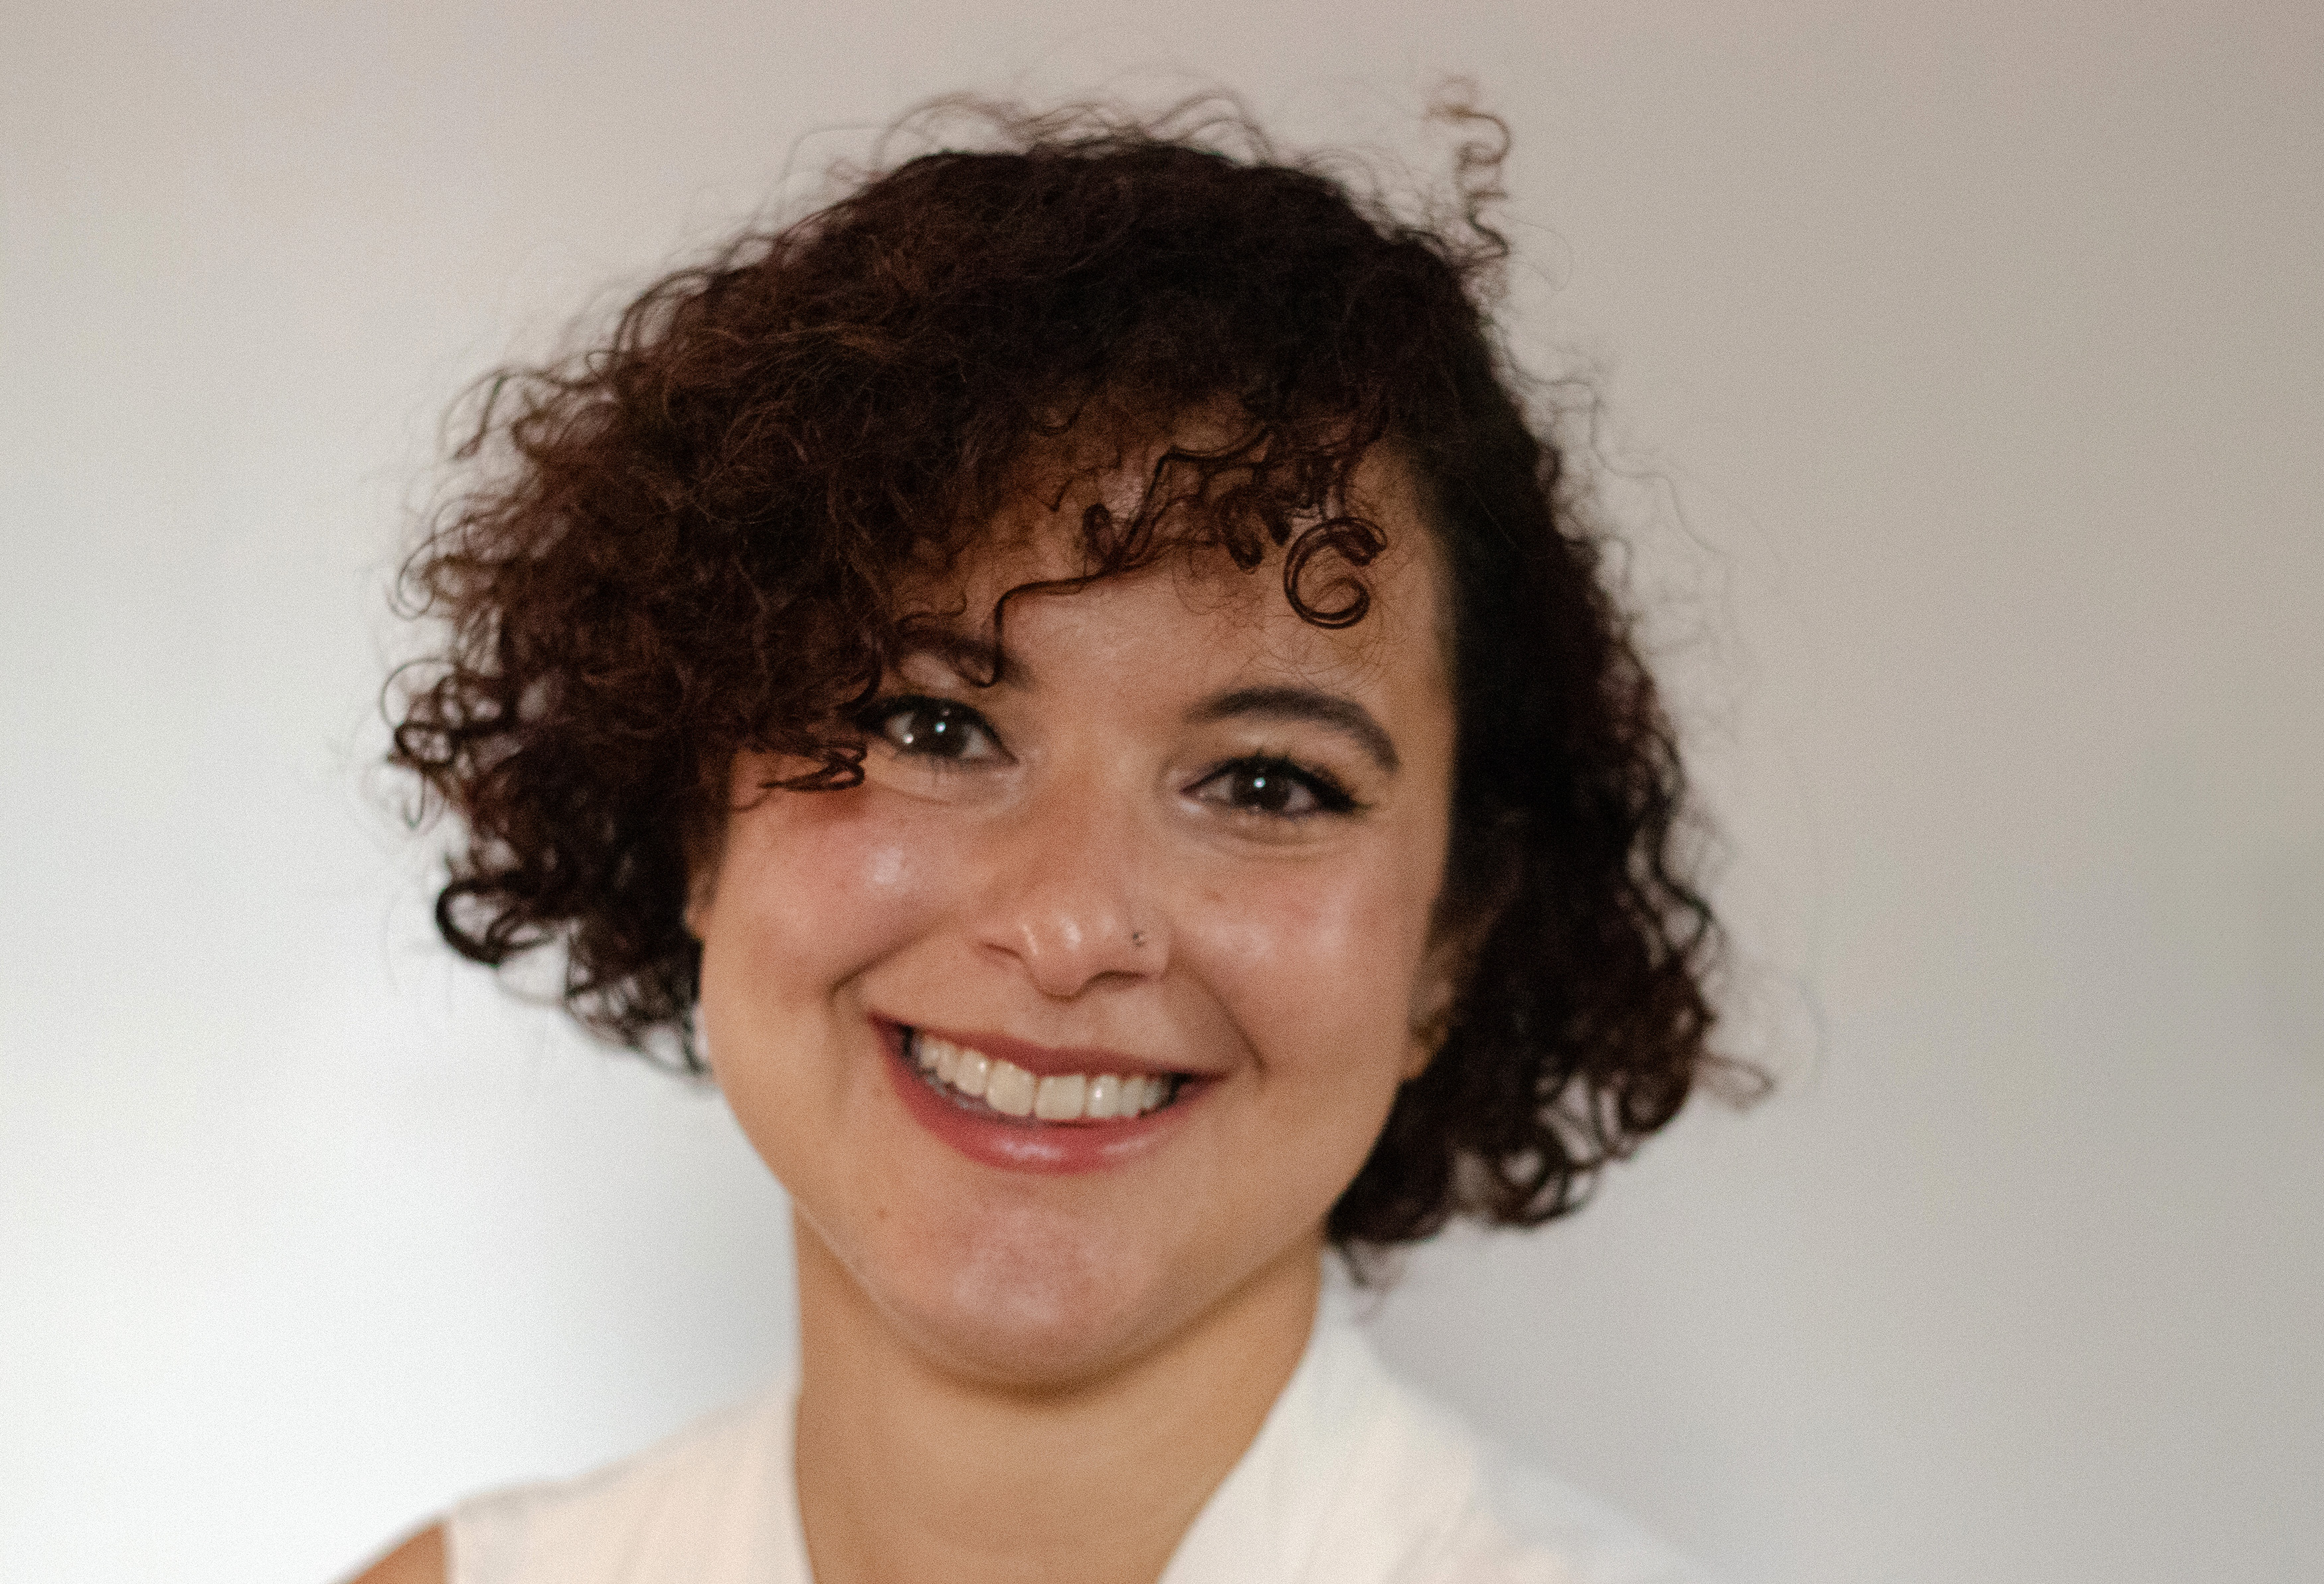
872, 1201, 1203, 1390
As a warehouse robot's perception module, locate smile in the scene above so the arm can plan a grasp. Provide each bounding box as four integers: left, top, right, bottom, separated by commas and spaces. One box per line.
908, 1029, 1181, 1123
877, 1019, 1199, 1174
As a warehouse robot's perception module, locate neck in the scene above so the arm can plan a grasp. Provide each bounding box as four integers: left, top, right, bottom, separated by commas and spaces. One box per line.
789, 1213, 1322, 1584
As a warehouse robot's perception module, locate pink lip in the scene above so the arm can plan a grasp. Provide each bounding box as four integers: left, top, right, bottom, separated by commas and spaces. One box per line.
904, 1023, 1187, 1080
874, 1019, 1202, 1175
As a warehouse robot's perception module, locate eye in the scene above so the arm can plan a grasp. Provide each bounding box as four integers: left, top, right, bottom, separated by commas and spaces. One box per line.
862, 696, 1003, 763
1189, 756, 1359, 819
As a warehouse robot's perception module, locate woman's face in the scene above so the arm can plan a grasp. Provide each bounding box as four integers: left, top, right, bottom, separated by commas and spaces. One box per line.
694, 454, 1459, 1389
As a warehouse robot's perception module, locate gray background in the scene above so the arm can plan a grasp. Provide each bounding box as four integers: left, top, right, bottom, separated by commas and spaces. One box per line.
4, 3, 2319, 1581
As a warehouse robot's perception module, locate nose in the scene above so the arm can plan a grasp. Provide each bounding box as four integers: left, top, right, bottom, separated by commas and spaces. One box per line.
973, 776, 1165, 1000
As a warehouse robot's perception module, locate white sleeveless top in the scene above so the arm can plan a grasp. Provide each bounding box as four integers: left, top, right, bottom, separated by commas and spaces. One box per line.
447, 1312, 1712, 1584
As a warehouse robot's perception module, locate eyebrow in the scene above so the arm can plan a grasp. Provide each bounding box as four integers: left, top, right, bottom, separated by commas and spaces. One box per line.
895, 630, 1009, 686
1189, 687, 1402, 774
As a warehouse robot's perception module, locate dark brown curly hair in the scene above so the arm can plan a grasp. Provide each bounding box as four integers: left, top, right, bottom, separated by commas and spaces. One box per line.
390, 95, 1738, 1253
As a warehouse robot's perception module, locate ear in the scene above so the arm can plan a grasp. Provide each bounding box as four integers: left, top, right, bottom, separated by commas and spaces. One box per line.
1405, 850, 1519, 1079
682, 834, 720, 941
683, 749, 759, 939
1402, 924, 1475, 1081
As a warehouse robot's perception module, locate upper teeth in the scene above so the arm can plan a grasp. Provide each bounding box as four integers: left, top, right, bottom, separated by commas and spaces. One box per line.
914, 1033, 1173, 1122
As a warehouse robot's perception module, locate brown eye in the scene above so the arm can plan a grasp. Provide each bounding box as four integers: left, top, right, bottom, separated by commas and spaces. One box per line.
867, 697, 1001, 762
1191, 756, 1358, 819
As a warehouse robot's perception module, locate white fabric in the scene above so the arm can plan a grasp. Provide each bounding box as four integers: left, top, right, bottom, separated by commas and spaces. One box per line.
447, 1310, 1711, 1584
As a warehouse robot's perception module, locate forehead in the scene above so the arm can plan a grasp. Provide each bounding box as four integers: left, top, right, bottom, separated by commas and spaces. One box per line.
898, 446, 1450, 696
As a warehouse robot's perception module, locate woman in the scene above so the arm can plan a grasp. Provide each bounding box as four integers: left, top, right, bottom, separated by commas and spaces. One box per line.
361, 97, 1732, 1584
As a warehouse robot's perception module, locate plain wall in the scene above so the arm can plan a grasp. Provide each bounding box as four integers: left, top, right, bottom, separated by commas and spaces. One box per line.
3, 4, 2319, 1581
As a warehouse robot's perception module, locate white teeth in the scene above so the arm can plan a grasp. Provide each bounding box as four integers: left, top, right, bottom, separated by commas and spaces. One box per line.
910, 1033, 1173, 1122
1033, 1073, 1086, 1121
983, 1059, 1037, 1117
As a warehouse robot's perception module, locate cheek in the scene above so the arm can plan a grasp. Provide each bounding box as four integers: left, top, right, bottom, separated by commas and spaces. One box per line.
1184, 841, 1438, 1079
699, 791, 948, 1053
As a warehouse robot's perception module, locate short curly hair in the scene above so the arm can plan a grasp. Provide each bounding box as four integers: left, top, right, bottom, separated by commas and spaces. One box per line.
390, 96, 1736, 1252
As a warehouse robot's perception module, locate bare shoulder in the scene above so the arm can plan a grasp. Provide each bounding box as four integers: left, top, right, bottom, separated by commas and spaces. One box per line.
343, 1522, 446, 1584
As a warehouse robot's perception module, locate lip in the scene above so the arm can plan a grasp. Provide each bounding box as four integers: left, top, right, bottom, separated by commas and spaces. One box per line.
903, 1022, 1188, 1080
874, 1019, 1203, 1174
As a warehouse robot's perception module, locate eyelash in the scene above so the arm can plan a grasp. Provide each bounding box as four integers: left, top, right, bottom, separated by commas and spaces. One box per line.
858, 695, 1005, 764
859, 696, 1363, 820
1188, 756, 1361, 820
